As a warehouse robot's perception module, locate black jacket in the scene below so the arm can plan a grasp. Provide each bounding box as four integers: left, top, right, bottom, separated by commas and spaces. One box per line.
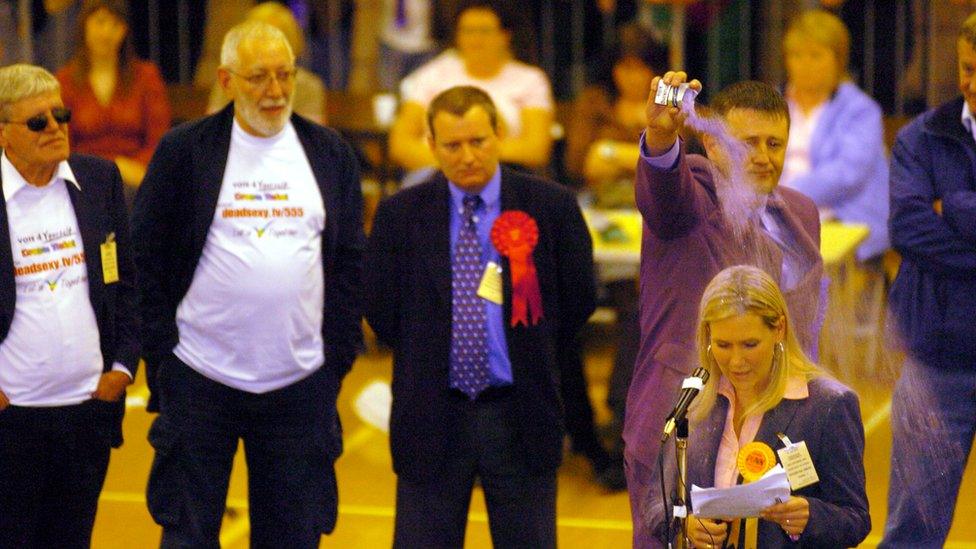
365, 167, 596, 481
131, 104, 364, 417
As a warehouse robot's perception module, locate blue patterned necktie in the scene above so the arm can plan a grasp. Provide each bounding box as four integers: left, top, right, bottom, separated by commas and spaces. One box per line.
450, 195, 490, 399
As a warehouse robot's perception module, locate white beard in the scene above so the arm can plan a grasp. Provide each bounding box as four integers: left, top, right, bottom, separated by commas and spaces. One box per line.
236, 96, 293, 136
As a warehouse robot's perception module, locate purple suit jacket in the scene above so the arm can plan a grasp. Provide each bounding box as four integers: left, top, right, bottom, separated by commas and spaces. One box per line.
644, 376, 870, 548
624, 147, 824, 471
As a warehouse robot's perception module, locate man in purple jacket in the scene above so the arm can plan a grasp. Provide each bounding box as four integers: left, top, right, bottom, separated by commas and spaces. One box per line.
624, 72, 824, 547
880, 13, 976, 549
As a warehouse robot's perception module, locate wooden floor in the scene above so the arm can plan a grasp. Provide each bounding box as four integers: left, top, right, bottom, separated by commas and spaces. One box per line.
91, 335, 976, 548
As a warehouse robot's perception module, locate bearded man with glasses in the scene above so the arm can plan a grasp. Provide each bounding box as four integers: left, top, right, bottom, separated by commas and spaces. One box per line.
0, 63, 139, 548
132, 20, 364, 549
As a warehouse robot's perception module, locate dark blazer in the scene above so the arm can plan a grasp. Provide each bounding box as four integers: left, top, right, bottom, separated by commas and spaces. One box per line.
646, 377, 870, 548
0, 153, 139, 446
131, 104, 364, 427
364, 167, 596, 482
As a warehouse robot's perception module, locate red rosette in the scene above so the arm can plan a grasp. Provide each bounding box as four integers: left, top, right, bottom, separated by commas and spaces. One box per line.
491, 210, 544, 327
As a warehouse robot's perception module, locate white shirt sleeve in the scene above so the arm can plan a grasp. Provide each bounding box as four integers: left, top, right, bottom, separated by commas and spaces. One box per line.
111, 362, 134, 380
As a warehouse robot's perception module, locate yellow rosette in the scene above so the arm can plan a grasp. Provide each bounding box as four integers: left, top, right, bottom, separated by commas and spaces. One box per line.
737, 441, 776, 483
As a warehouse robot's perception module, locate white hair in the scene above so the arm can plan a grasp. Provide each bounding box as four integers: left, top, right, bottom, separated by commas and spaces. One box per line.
219, 20, 294, 70
0, 64, 60, 120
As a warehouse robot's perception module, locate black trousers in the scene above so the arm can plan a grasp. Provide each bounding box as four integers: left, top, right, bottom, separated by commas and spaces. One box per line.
146, 356, 337, 549
0, 400, 114, 549
393, 388, 557, 549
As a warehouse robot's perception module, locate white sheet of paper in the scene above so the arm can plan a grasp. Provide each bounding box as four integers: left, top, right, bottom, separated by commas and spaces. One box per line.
690, 464, 792, 519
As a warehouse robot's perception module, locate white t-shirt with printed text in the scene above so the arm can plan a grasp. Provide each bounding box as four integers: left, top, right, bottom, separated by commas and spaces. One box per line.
0, 154, 104, 406
173, 120, 326, 393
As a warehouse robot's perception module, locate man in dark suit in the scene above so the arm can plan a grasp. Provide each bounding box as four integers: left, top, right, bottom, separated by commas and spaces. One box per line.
131, 21, 363, 548
365, 85, 596, 548
0, 63, 139, 548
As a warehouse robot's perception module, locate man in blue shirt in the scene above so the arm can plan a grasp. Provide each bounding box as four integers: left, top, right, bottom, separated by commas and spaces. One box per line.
365, 85, 595, 548
881, 12, 976, 549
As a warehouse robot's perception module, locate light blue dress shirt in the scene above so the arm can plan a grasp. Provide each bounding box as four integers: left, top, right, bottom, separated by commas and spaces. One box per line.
447, 166, 513, 387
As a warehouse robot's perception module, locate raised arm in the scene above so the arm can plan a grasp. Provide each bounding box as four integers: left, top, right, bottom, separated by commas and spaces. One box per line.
635, 72, 708, 240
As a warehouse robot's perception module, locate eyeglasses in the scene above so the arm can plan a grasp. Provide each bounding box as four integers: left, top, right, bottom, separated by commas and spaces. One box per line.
226, 68, 297, 88
3, 107, 72, 132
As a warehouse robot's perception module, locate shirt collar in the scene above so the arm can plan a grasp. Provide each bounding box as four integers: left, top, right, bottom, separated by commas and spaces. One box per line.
447, 164, 502, 212
962, 101, 975, 139
717, 373, 810, 404
2, 151, 79, 202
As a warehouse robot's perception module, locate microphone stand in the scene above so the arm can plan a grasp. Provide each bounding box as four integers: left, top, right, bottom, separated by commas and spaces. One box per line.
674, 417, 690, 549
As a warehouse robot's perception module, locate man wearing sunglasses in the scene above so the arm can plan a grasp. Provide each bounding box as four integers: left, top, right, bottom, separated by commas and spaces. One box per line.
132, 20, 363, 549
0, 64, 139, 547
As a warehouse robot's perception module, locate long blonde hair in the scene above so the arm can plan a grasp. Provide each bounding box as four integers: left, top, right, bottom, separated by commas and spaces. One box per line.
689, 265, 825, 422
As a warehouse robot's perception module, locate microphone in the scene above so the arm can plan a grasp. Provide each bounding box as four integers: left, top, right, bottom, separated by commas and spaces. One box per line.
661, 367, 710, 442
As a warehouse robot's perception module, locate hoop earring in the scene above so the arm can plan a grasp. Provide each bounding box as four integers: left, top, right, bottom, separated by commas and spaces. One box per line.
775, 341, 785, 369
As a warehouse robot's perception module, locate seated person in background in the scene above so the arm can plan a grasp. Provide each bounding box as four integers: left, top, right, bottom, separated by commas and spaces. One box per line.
207, 1, 328, 126
389, 0, 553, 182
779, 9, 889, 261
565, 23, 664, 207
56, 0, 171, 196
646, 265, 870, 548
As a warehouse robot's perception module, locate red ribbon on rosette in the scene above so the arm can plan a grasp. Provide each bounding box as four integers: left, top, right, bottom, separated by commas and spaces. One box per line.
491, 210, 544, 327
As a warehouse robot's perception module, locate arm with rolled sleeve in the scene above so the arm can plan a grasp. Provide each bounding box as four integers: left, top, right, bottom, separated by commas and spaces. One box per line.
800, 389, 871, 547
788, 91, 887, 206
889, 132, 976, 275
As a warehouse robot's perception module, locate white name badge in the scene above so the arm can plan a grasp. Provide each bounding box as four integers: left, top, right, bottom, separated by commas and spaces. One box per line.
777, 440, 819, 490
477, 261, 504, 304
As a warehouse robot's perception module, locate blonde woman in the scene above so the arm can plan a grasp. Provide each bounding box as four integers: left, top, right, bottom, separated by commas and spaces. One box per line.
644, 265, 870, 549
780, 9, 888, 261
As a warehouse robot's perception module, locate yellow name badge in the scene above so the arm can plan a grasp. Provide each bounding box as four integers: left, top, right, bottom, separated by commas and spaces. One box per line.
100, 232, 119, 284
777, 440, 820, 490
477, 261, 504, 304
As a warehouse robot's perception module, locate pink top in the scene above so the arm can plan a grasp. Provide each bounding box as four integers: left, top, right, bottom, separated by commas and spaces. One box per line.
713, 374, 810, 488
399, 50, 553, 137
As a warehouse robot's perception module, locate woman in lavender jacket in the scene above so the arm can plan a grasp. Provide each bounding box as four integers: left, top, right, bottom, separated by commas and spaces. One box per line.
644, 266, 870, 548
780, 9, 889, 261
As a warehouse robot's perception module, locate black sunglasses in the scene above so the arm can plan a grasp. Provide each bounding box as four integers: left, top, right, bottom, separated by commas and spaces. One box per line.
7, 107, 72, 132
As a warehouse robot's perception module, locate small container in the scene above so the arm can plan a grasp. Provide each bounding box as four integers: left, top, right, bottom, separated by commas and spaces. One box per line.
653, 80, 696, 109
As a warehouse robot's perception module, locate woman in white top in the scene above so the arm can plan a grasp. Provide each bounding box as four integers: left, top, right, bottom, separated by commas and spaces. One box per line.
389, 1, 554, 173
